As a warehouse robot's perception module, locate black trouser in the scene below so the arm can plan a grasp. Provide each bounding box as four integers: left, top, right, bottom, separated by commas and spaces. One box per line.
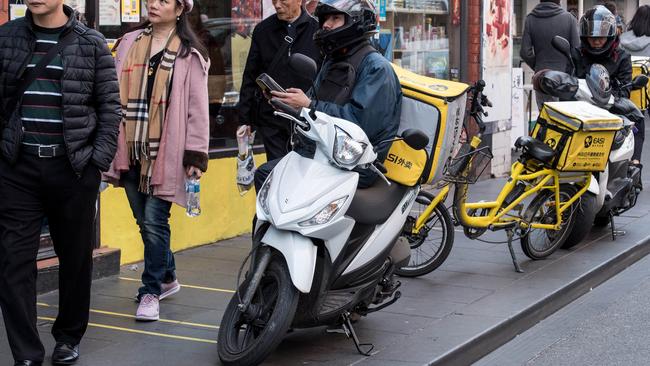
632, 111, 647, 162
258, 125, 291, 162
0, 153, 100, 362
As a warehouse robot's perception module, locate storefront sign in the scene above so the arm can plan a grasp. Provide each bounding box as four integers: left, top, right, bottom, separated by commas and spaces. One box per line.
482, 0, 512, 123
9, 3, 26, 20
511, 68, 525, 146
121, 0, 140, 23
379, 0, 386, 21
262, 0, 275, 19
451, 0, 460, 25
99, 0, 121, 26
64, 0, 85, 14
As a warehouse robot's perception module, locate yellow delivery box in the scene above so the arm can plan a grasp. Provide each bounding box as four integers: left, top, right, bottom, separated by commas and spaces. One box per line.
532, 101, 623, 172
384, 64, 470, 186
631, 57, 649, 110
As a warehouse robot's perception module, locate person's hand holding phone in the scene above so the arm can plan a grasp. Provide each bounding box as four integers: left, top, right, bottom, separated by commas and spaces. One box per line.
271, 88, 311, 109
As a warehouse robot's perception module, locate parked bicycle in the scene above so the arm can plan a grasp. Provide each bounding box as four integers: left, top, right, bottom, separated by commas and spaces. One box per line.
397, 79, 625, 275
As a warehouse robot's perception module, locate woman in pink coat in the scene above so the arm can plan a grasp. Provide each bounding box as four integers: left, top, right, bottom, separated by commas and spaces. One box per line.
103, 0, 210, 321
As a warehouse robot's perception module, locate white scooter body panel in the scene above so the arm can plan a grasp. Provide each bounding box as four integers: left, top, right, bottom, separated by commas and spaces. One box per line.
255, 106, 410, 295
588, 174, 600, 196
343, 188, 418, 274
591, 131, 634, 207
261, 227, 317, 293
257, 152, 358, 229
609, 131, 634, 162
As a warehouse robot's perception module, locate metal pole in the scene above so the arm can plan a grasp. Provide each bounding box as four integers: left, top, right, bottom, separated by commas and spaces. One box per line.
578, 0, 583, 18
460, 0, 469, 82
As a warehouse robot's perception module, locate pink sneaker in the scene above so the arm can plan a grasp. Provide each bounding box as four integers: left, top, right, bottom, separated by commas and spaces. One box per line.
160, 279, 181, 300
136, 294, 159, 321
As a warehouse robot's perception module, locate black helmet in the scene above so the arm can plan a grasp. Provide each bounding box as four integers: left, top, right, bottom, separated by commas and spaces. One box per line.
579, 5, 617, 56
585, 64, 612, 106
532, 69, 579, 101
313, 0, 378, 55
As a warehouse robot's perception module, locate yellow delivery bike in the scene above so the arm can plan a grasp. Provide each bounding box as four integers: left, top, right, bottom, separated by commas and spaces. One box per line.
396, 80, 623, 274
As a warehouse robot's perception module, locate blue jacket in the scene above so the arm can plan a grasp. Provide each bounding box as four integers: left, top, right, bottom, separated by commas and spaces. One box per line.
310, 51, 402, 187
313, 52, 402, 161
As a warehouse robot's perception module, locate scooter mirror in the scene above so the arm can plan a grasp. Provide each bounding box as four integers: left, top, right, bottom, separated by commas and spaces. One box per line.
289, 53, 318, 81
631, 75, 649, 90
401, 129, 429, 150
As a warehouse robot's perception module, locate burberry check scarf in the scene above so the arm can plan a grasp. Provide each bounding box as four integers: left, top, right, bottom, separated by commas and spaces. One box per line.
120, 25, 180, 193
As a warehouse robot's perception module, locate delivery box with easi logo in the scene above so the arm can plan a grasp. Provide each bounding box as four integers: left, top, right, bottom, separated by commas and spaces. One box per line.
531, 101, 623, 172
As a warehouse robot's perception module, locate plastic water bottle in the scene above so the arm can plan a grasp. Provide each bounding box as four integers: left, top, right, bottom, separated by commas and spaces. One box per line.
185, 176, 201, 217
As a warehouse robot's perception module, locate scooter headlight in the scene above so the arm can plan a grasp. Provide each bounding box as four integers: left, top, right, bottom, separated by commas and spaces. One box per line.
298, 197, 348, 227
333, 126, 367, 166
258, 172, 273, 216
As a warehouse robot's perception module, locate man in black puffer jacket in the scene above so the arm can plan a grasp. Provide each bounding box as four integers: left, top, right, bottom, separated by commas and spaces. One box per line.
0, 3, 120, 366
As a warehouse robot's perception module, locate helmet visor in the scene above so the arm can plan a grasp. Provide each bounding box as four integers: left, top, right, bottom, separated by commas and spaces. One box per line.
316, 0, 376, 15
580, 19, 617, 37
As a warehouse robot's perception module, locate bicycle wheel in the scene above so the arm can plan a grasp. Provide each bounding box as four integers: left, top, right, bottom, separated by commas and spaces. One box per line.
520, 184, 578, 260
395, 190, 454, 277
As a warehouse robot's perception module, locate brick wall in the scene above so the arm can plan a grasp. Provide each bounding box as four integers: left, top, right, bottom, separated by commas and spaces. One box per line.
467, 0, 482, 84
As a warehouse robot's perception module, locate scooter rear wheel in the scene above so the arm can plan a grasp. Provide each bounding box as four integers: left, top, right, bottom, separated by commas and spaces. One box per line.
218, 254, 299, 366
395, 190, 454, 277
520, 184, 578, 260
561, 192, 598, 249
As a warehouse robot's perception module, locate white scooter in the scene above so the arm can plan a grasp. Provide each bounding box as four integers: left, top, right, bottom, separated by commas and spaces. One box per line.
217, 57, 429, 366
536, 36, 648, 247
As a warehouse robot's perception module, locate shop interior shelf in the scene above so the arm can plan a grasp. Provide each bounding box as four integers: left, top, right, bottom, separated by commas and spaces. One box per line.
394, 48, 449, 53
387, 7, 448, 15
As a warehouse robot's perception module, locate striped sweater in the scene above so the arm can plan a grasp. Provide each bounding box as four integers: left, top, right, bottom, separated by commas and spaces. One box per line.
20, 24, 65, 148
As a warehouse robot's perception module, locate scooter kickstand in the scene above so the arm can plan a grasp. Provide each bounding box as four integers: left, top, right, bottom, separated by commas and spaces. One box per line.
609, 211, 626, 240
341, 312, 374, 356
506, 228, 524, 273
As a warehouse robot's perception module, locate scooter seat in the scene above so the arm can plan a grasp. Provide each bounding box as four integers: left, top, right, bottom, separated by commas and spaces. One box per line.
515, 136, 556, 164
346, 178, 408, 225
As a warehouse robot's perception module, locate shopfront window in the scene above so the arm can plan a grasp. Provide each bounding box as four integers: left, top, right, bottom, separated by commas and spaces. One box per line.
96, 0, 464, 156
202, 0, 262, 154
98, 0, 264, 156
380, 0, 461, 80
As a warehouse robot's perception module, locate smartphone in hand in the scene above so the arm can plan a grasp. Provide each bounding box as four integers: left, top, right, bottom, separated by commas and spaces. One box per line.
256, 73, 286, 98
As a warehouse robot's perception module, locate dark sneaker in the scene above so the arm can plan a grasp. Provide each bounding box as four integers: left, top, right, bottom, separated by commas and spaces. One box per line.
51, 343, 79, 365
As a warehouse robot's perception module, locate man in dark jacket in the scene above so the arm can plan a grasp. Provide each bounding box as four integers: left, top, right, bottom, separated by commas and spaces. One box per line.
520, 0, 580, 108
238, 0, 321, 161
255, 0, 401, 190
0, 1, 121, 365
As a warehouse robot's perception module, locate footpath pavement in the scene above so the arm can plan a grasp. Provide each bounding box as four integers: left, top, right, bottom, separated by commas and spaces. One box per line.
3, 159, 650, 365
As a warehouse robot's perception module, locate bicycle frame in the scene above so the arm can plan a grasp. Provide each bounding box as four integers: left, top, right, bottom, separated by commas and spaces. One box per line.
413, 136, 591, 234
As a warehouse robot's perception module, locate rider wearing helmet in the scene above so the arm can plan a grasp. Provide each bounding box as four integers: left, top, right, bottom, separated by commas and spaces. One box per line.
578, 5, 632, 97
257, 0, 402, 190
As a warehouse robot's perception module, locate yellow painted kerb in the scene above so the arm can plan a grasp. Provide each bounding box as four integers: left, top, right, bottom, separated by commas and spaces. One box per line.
100, 154, 267, 264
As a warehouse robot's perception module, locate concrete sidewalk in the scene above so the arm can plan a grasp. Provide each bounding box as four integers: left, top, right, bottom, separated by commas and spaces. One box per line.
2, 170, 650, 366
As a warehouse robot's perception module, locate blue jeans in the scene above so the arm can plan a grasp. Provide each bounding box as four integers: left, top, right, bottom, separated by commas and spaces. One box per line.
122, 166, 175, 298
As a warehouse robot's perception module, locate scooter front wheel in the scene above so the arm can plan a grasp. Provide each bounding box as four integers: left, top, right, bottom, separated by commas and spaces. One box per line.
218, 253, 299, 366
395, 190, 454, 277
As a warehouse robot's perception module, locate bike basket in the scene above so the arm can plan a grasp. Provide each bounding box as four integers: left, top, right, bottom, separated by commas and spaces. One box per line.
442, 144, 493, 184
532, 101, 623, 172
631, 56, 649, 111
